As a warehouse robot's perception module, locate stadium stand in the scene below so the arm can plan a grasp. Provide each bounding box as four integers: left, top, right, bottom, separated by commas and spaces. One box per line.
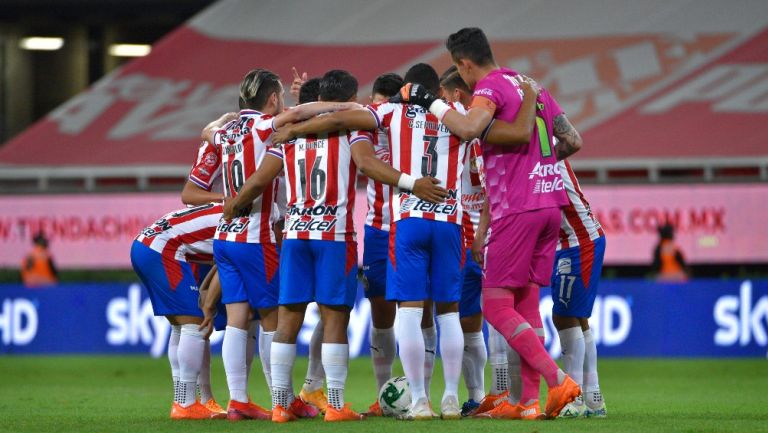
1, 0, 767, 191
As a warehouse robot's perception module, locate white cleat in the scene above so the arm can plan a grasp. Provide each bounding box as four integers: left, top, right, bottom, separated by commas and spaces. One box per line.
397, 397, 434, 421
440, 395, 461, 420
583, 390, 607, 418
558, 394, 586, 418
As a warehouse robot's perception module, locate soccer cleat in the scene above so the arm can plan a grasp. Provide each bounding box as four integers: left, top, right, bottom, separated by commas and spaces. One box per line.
271, 404, 298, 423
472, 390, 509, 416
473, 400, 519, 419
396, 397, 434, 421
171, 401, 220, 420
226, 400, 272, 421
544, 375, 581, 418
324, 403, 366, 422
299, 388, 328, 414
290, 397, 320, 418
461, 399, 480, 417
365, 401, 383, 417
559, 394, 586, 419
440, 395, 461, 419
516, 401, 545, 420
203, 399, 227, 419
584, 391, 607, 418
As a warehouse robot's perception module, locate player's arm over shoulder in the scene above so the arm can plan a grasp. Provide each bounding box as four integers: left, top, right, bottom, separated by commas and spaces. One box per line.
439, 88, 497, 141
553, 113, 582, 160
273, 107, 378, 143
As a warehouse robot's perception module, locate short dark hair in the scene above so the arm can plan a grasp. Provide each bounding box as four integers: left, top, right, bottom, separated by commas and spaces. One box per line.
440, 65, 458, 83
319, 69, 358, 102
372, 73, 404, 98
403, 63, 440, 95
445, 27, 495, 66
298, 77, 321, 104
440, 71, 471, 95
239, 69, 281, 110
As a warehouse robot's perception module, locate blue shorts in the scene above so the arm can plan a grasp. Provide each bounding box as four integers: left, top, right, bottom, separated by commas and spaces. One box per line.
551, 236, 606, 318
363, 225, 388, 298
130, 240, 204, 317
213, 240, 279, 310
386, 218, 464, 303
280, 239, 358, 308
459, 248, 482, 318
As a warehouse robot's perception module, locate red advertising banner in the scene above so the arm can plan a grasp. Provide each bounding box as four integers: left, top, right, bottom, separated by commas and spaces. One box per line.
2, 184, 766, 269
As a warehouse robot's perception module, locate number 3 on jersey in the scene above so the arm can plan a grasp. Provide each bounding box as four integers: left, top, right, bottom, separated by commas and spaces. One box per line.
421, 135, 438, 177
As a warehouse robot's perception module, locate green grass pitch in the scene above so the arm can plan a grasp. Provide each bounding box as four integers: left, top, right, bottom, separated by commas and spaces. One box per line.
1, 356, 767, 432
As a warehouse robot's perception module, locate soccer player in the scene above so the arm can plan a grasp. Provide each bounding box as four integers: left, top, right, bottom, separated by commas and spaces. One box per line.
439, 68, 487, 415
223, 69, 447, 422
550, 157, 607, 418
273, 63, 470, 420
130, 202, 227, 420
211, 68, 361, 421
395, 28, 582, 418
357, 72, 403, 416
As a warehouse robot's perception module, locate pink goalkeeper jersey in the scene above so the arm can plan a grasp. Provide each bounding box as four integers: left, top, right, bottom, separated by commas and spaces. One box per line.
473, 68, 568, 218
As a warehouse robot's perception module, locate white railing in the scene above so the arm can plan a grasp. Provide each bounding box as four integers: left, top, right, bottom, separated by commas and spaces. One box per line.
1, 157, 766, 193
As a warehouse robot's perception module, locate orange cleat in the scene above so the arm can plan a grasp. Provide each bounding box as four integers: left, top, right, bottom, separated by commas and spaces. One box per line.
516, 401, 546, 420
325, 403, 366, 422
365, 401, 383, 417
472, 391, 509, 416
226, 400, 272, 421
474, 400, 519, 419
299, 388, 328, 414
290, 397, 319, 418
271, 404, 298, 423
544, 375, 581, 418
203, 399, 227, 419
171, 401, 221, 420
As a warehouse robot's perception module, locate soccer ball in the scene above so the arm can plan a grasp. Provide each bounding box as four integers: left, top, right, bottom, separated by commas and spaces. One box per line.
378, 376, 411, 416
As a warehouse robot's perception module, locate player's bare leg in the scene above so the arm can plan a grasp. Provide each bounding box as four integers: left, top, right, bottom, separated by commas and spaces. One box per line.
319, 304, 364, 421
435, 302, 463, 419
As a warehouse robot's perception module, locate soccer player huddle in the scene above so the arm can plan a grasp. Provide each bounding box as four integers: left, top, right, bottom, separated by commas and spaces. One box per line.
131, 27, 607, 422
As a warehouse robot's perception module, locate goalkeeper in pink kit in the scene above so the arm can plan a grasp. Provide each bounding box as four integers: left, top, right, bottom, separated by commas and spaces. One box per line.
395, 27, 582, 419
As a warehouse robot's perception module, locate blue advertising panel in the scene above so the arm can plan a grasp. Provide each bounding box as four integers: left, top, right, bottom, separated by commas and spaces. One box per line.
1, 279, 767, 358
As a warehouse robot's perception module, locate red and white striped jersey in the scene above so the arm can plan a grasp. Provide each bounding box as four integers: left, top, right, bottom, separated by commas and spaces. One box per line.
188, 140, 223, 193
461, 140, 485, 249
267, 129, 368, 242
214, 109, 277, 244
135, 202, 222, 264
364, 130, 392, 231
367, 102, 468, 225
558, 159, 605, 250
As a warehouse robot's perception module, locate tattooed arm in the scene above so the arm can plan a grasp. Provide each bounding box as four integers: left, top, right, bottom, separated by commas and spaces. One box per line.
553, 113, 583, 160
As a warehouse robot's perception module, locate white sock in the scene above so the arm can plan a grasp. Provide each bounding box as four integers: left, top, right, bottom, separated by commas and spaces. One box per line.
168, 325, 181, 399
507, 347, 522, 404
462, 331, 487, 402
436, 313, 463, 401
396, 307, 426, 402
558, 326, 585, 388
178, 324, 205, 407
322, 343, 349, 410
259, 327, 275, 388
222, 326, 249, 403
304, 321, 325, 393
245, 320, 259, 381
487, 325, 509, 396
583, 329, 603, 408
197, 339, 214, 404
271, 342, 296, 409
422, 324, 437, 399
370, 326, 396, 391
